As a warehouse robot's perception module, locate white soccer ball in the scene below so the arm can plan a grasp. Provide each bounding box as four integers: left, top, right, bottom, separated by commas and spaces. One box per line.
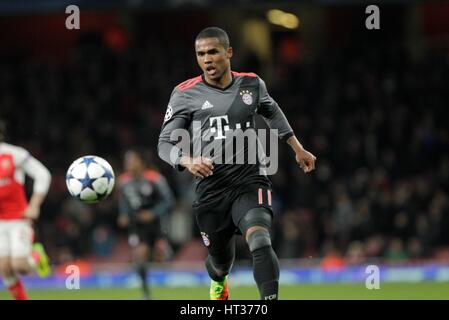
66, 155, 115, 203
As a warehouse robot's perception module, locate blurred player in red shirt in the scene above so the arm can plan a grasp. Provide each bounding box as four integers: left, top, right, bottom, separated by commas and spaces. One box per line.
0, 120, 52, 300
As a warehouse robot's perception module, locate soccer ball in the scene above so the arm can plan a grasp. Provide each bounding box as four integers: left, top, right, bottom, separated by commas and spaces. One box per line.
66, 155, 115, 203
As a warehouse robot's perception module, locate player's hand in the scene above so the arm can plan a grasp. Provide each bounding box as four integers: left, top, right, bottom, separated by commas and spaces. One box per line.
118, 215, 130, 228
137, 210, 155, 223
23, 204, 40, 220
295, 148, 316, 173
180, 156, 214, 178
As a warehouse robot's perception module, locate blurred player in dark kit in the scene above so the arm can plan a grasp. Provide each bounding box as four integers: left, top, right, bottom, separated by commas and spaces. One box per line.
118, 148, 175, 299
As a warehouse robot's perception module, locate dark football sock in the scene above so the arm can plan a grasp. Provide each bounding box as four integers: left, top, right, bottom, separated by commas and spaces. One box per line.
137, 264, 150, 298
205, 237, 235, 282
251, 245, 280, 300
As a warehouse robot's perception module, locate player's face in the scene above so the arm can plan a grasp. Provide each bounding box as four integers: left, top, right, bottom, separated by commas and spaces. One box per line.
124, 152, 144, 174
195, 37, 233, 83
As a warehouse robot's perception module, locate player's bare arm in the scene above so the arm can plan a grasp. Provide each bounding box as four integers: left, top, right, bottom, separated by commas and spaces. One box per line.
179, 156, 214, 178
23, 193, 46, 220
22, 154, 52, 220
287, 135, 316, 173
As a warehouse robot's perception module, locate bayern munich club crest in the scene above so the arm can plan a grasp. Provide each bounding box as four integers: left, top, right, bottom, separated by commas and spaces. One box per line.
240, 90, 253, 105
201, 232, 210, 247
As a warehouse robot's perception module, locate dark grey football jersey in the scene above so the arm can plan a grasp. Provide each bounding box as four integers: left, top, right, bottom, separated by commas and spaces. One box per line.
158, 71, 294, 204
118, 170, 175, 224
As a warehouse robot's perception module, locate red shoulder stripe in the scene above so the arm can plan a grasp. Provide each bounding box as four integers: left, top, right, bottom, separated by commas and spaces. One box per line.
177, 78, 195, 88
178, 76, 202, 91
232, 71, 257, 78
143, 170, 161, 183
178, 78, 196, 90
177, 76, 202, 91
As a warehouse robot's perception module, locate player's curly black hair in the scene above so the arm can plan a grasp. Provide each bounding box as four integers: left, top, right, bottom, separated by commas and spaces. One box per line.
195, 26, 230, 49
125, 147, 156, 169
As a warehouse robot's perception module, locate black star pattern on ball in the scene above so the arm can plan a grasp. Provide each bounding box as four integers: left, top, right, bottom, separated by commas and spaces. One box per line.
79, 172, 95, 190
103, 168, 114, 183
98, 169, 114, 199
82, 156, 97, 167
78, 156, 99, 190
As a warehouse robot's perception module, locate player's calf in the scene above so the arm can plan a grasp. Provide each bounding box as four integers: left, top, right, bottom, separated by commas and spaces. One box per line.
240, 208, 280, 300
206, 254, 234, 281
132, 243, 151, 299
206, 239, 235, 300
205, 237, 235, 282
0, 257, 29, 300
246, 228, 280, 300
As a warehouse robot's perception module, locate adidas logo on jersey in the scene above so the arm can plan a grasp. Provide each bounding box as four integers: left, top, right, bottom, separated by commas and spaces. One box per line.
201, 100, 214, 110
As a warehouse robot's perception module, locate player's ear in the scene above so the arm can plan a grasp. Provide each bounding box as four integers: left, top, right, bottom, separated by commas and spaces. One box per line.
226, 46, 233, 59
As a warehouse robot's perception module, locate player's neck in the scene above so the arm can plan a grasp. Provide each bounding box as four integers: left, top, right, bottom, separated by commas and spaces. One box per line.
204, 69, 232, 89
131, 170, 144, 178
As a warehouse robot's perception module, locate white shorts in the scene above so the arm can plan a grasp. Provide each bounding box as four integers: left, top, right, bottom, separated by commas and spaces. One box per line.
0, 220, 34, 258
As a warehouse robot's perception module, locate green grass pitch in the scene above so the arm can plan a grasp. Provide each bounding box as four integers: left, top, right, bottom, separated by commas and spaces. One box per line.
1, 283, 448, 300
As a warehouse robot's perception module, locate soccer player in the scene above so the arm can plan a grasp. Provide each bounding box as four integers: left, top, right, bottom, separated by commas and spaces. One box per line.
158, 27, 316, 300
117, 148, 175, 300
0, 120, 52, 300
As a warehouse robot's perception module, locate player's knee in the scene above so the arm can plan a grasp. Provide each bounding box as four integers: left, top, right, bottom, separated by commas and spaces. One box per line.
246, 228, 272, 253
133, 245, 149, 263
0, 259, 14, 277
239, 207, 272, 237
11, 259, 31, 275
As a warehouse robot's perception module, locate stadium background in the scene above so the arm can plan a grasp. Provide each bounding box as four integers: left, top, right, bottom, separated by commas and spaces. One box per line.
0, 0, 449, 299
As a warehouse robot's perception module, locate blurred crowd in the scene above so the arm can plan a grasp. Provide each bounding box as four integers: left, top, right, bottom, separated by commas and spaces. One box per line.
1, 28, 448, 266
268, 40, 449, 265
